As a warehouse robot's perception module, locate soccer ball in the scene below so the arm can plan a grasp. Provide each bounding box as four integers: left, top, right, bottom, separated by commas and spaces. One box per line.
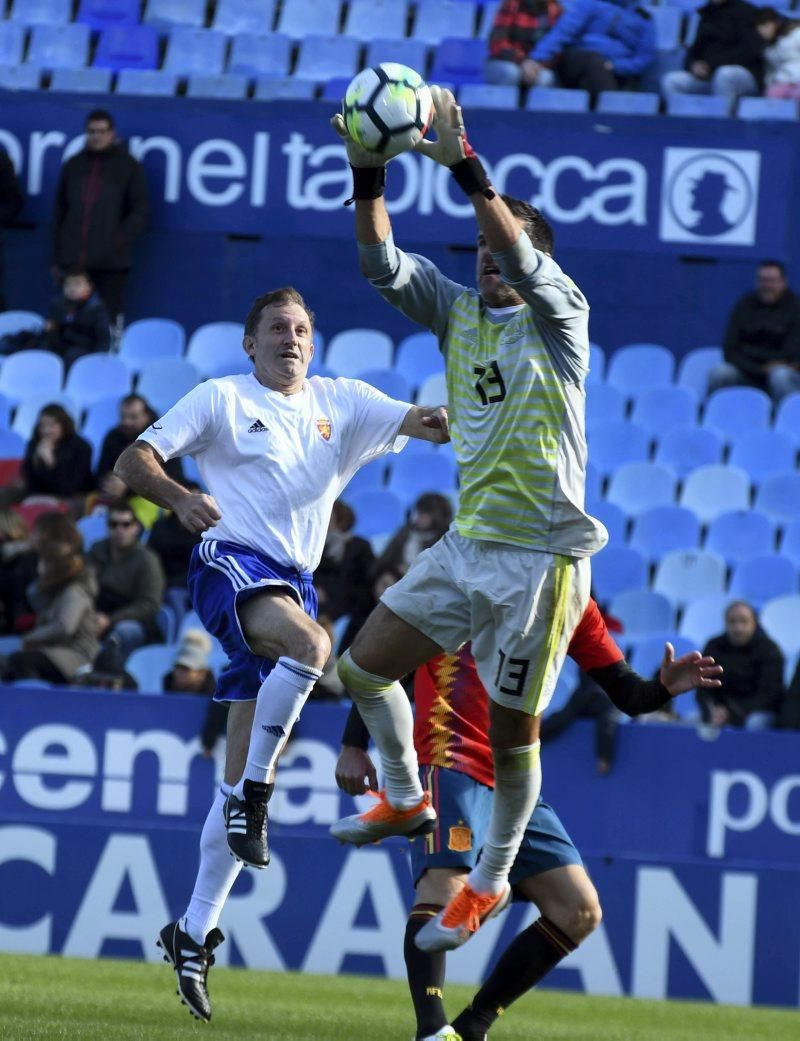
342, 63, 433, 160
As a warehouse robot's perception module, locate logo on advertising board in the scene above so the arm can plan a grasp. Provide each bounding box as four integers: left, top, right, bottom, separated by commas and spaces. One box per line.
659, 148, 760, 246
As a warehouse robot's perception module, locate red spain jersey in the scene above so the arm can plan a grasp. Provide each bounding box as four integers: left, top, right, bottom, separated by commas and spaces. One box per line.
413, 597, 624, 788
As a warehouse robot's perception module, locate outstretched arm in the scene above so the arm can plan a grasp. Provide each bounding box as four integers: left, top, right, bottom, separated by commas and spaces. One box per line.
115, 441, 221, 534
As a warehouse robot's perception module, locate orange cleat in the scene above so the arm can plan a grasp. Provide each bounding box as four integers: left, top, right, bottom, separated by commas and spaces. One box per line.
415, 883, 512, 952
329, 789, 436, 846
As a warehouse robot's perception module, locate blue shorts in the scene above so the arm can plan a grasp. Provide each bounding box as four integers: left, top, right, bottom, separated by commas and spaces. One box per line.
409, 764, 582, 888
187, 539, 317, 703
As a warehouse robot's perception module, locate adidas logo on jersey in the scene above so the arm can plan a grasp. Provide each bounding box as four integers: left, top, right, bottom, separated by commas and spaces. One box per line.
248, 419, 268, 433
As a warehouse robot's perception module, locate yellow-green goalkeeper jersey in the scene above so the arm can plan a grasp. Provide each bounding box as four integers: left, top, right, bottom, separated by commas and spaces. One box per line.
359, 231, 607, 558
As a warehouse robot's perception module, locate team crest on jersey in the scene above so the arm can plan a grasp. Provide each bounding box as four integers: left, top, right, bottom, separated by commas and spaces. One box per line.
448, 824, 472, 852
316, 418, 332, 441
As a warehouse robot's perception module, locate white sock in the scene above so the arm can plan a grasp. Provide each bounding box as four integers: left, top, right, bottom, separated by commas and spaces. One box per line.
233, 657, 322, 798
182, 784, 241, 944
338, 649, 423, 808
469, 742, 542, 896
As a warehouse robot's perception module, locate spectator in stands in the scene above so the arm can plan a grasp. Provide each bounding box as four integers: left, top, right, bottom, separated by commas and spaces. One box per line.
96, 394, 185, 498
0, 540, 98, 684
0, 147, 23, 313
43, 270, 110, 368
51, 109, 149, 327
87, 499, 165, 671
755, 8, 800, 100
485, 0, 562, 87
527, 0, 656, 98
147, 484, 202, 620
699, 600, 785, 730
661, 0, 764, 114
316, 499, 375, 651
374, 492, 453, 578
0, 507, 30, 634
708, 260, 800, 400
19, 404, 93, 504
162, 629, 228, 758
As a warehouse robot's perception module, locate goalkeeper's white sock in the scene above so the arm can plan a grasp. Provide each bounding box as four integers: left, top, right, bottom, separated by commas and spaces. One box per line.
183, 785, 241, 944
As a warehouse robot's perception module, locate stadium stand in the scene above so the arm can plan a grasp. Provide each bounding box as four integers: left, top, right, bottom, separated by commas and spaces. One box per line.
95, 26, 160, 71
344, 0, 409, 42
212, 0, 278, 36
77, 0, 142, 31
118, 319, 186, 374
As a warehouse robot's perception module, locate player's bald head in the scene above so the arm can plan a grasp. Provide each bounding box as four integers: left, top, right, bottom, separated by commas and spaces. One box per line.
245, 287, 315, 338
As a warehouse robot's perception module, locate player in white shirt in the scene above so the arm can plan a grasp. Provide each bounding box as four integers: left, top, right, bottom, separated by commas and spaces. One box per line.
115, 286, 449, 1023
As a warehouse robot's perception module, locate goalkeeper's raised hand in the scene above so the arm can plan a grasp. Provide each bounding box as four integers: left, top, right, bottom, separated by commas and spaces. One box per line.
413, 86, 495, 199
331, 113, 387, 168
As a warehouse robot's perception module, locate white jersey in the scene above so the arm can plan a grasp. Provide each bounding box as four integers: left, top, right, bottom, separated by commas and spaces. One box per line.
139, 373, 410, 572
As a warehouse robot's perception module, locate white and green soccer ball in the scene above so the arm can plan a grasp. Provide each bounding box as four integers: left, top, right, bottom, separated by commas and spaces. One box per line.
342, 63, 433, 159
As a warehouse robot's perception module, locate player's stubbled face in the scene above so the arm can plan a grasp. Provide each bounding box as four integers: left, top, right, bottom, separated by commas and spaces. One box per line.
476, 217, 527, 308
248, 302, 314, 392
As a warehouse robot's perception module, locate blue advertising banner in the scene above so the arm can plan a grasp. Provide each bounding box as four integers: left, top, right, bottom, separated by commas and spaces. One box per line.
1, 687, 799, 1007
1, 95, 797, 257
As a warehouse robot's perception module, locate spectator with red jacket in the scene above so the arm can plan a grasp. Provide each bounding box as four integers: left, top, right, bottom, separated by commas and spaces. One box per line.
486, 0, 563, 87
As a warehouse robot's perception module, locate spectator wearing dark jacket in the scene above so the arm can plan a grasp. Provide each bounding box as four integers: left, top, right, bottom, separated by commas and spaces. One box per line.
96, 393, 185, 497
699, 601, 785, 729
21, 404, 93, 502
45, 270, 110, 368
531, 0, 655, 97
708, 260, 800, 400
0, 148, 23, 313
486, 0, 563, 86
662, 0, 764, 113
374, 492, 453, 578
316, 499, 376, 652
51, 109, 149, 323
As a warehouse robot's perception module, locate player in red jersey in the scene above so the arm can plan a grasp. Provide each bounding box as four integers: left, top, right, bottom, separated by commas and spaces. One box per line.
336, 598, 722, 1041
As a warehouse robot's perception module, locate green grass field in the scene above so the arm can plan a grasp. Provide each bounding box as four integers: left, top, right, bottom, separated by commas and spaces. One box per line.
1, 953, 797, 1041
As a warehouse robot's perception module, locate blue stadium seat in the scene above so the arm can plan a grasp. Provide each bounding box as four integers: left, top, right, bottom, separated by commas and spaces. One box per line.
95, 25, 160, 71
254, 76, 316, 100
387, 451, 458, 506
654, 549, 727, 609
629, 635, 697, 685
277, 0, 343, 39
587, 343, 606, 383
644, 5, 682, 49
729, 430, 796, 485
136, 358, 200, 415
432, 38, 487, 84
654, 424, 723, 479
774, 393, 800, 449
629, 504, 701, 564
26, 24, 91, 70
606, 344, 675, 397
738, 96, 798, 121
65, 355, 131, 409
294, 35, 361, 82
526, 87, 590, 113
596, 91, 660, 115
187, 322, 249, 379
458, 83, 517, 109
589, 499, 628, 544
78, 0, 141, 31
0, 23, 26, 66
606, 461, 677, 517
0, 64, 39, 91
342, 457, 386, 498
585, 383, 626, 432
0, 311, 46, 336
366, 39, 430, 76
610, 589, 675, 638
394, 333, 443, 394
702, 387, 772, 442
416, 371, 448, 407
680, 463, 751, 524
348, 488, 405, 539
321, 75, 352, 101
0, 428, 26, 459
358, 369, 412, 401
82, 395, 122, 461
780, 518, 800, 569
76, 512, 110, 552
345, 0, 409, 41
630, 385, 698, 438
126, 644, 177, 694
50, 68, 114, 93
677, 345, 722, 398
164, 28, 227, 76
115, 69, 178, 95
755, 472, 800, 526
11, 393, 79, 440
326, 329, 393, 378
119, 318, 186, 374
705, 510, 776, 566
0, 393, 11, 430
414, 0, 477, 44
761, 595, 800, 658
592, 545, 648, 601
666, 94, 730, 118
228, 33, 292, 77
589, 420, 651, 479
0, 351, 63, 406
145, 0, 206, 29
9, 0, 70, 25
678, 592, 730, 646
729, 555, 798, 610
187, 73, 249, 99
213, 0, 277, 35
